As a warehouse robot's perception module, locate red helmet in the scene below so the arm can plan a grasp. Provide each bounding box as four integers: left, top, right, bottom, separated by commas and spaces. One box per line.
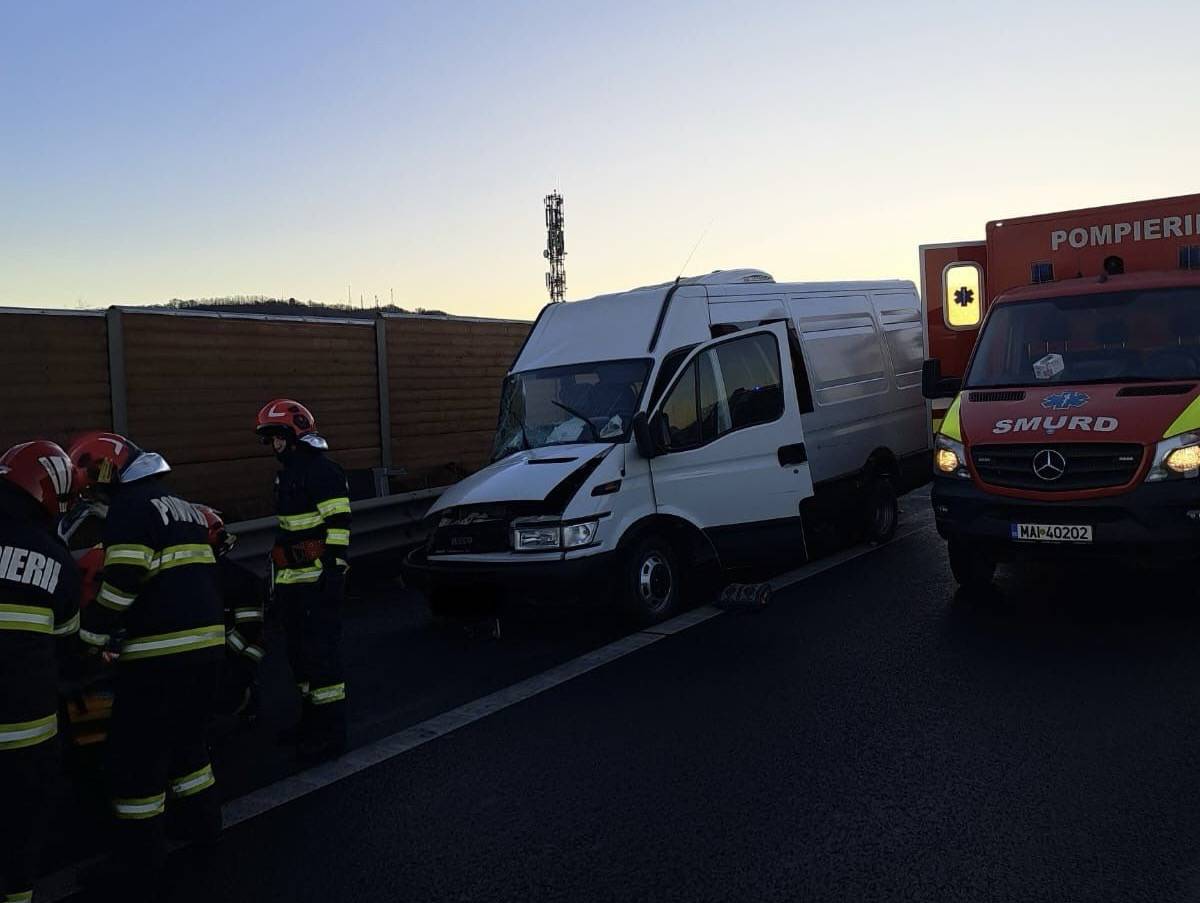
256, 399, 326, 449
195, 504, 237, 557
0, 440, 75, 520
68, 431, 170, 494
77, 546, 105, 608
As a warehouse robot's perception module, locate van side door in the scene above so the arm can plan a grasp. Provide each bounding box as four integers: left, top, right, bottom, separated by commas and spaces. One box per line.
646, 322, 813, 567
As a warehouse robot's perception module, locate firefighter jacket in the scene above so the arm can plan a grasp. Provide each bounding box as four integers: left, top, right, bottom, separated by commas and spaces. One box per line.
80, 478, 224, 665
272, 446, 351, 587
0, 490, 81, 751
219, 557, 266, 666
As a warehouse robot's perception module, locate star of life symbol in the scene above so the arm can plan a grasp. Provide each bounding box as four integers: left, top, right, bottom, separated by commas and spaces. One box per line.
1032, 449, 1067, 481
1041, 391, 1089, 411
953, 286, 974, 307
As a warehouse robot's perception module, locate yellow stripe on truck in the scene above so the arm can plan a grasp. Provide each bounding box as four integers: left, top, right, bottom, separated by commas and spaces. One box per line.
939, 395, 963, 441
1164, 394, 1200, 439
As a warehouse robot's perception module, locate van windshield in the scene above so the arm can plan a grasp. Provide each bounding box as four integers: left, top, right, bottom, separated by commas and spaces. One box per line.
965, 287, 1200, 388
492, 358, 651, 460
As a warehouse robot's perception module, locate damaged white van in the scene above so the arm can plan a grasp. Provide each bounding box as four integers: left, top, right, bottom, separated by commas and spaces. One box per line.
405, 269, 929, 622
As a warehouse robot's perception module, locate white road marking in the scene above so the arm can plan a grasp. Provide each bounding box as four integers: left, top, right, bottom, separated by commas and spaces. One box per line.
39, 514, 935, 902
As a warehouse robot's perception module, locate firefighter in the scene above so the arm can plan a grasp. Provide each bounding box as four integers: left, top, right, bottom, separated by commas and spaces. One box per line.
195, 505, 266, 723
255, 399, 351, 762
0, 441, 80, 903
68, 432, 224, 889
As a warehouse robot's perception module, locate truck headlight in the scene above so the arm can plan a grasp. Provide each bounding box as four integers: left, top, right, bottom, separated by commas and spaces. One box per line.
562, 520, 599, 549
934, 435, 970, 479
1147, 432, 1200, 481
513, 524, 561, 551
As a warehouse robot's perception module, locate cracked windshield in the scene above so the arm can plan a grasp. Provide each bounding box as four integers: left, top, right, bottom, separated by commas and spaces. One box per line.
493, 359, 650, 459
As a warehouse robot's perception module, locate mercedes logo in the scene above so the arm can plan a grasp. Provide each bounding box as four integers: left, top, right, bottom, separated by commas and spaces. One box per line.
1033, 449, 1067, 481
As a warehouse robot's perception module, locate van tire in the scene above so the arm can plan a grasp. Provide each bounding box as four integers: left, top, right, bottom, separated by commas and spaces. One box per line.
863, 476, 898, 544
947, 539, 995, 592
621, 534, 681, 625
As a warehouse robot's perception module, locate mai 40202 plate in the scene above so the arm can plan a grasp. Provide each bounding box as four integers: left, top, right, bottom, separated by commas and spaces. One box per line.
1011, 523, 1093, 543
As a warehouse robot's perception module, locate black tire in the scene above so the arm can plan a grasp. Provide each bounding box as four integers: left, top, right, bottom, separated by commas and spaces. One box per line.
947, 538, 996, 592
621, 534, 681, 625
863, 475, 899, 544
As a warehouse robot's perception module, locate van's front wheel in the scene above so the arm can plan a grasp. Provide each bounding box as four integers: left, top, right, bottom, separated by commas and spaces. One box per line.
621, 534, 681, 625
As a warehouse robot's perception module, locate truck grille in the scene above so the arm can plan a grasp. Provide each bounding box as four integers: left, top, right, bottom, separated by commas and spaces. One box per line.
971, 443, 1144, 491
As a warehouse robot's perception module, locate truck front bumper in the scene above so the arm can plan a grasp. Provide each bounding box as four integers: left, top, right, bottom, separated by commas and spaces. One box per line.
402, 546, 617, 600
931, 477, 1200, 564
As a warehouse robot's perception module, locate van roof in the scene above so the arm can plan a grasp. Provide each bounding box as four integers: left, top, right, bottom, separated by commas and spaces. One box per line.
992, 270, 1200, 305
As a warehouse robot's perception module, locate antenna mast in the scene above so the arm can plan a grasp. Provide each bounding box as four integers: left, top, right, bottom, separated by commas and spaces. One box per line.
543, 190, 566, 303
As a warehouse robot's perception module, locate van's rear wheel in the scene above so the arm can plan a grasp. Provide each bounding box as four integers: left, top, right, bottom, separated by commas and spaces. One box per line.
863, 476, 898, 544
622, 534, 680, 625
947, 538, 996, 593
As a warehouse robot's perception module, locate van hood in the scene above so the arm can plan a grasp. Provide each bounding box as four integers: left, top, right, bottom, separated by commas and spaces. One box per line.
429, 444, 616, 514
957, 383, 1200, 446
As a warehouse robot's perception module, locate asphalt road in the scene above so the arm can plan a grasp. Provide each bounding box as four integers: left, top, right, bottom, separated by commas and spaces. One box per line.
55, 490, 1200, 902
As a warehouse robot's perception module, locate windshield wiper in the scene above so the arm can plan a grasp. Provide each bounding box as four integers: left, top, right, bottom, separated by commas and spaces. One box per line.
550, 400, 602, 443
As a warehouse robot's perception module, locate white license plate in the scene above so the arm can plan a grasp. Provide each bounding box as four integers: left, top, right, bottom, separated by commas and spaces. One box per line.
1011, 523, 1093, 543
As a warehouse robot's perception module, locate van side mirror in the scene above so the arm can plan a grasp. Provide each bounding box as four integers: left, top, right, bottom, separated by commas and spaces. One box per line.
922, 358, 962, 399
632, 412, 657, 459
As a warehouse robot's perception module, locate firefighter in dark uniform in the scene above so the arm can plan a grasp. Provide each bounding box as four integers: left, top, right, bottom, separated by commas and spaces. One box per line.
255, 399, 351, 761
195, 505, 266, 722
68, 432, 224, 889
0, 441, 80, 903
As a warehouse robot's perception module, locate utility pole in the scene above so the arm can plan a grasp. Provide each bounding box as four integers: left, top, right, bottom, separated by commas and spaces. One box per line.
544, 191, 566, 302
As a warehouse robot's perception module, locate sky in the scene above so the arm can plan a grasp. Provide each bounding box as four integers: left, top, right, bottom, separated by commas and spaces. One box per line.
2, 0, 1197, 320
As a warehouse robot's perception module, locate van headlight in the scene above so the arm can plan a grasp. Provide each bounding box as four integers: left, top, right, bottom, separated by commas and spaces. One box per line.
1146, 432, 1200, 481
512, 522, 561, 551
934, 435, 970, 479
512, 519, 600, 551
562, 520, 599, 548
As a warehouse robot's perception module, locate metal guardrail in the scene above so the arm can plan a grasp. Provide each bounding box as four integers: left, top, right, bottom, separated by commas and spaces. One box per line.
227, 487, 444, 577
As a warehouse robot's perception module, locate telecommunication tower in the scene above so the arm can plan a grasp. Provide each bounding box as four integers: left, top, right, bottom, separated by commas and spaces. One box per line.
543, 191, 566, 302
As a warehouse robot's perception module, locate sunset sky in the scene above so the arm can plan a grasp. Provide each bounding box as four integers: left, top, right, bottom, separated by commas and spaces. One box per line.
2, 0, 1196, 320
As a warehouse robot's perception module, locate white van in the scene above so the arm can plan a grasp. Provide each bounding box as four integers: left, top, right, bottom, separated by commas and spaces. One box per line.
405, 269, 929, 622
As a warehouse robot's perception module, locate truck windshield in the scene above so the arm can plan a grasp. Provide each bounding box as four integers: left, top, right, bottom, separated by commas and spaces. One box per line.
492, 358, 651, 460
965, 287, 1200, 388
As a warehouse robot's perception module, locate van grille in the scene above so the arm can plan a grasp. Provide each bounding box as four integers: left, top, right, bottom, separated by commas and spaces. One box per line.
429, 502, 553, 554
968, 390, 1027, 403
971, 443, 1143, 491
429, 506, 512, 554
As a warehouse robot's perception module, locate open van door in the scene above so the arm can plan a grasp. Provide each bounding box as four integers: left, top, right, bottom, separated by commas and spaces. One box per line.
644, 321, 812, 566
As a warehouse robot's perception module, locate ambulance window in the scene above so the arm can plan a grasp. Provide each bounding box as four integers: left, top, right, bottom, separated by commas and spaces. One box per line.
943, 262, 983, 330
661, 361, 701, 449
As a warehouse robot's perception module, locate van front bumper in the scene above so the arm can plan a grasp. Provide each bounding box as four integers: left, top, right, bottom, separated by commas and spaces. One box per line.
402, 546, 617, 599
931, 477, 1200, 563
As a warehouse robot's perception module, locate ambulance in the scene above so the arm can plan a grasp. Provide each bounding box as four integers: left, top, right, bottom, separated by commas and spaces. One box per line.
921, 193, 1200, 588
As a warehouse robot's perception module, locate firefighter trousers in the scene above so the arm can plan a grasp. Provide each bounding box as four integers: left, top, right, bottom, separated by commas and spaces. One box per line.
0, 736, 58, 902
277, 577, 346, 744
106, 655, 223, 874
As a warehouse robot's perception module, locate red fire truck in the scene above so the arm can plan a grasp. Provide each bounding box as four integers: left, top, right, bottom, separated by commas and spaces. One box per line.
921, 192, 1200, 588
